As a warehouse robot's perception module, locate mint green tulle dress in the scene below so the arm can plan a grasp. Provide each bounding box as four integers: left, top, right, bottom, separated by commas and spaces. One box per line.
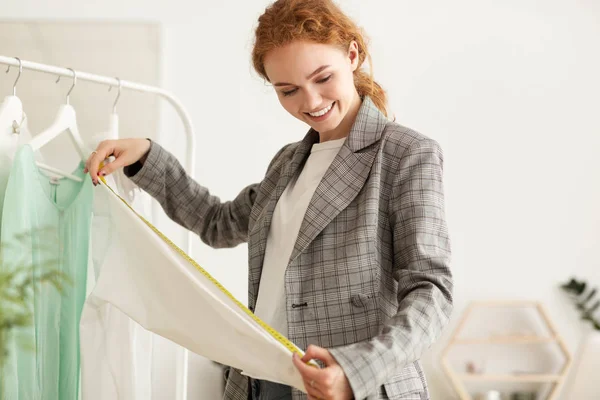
0, 144, 93, 399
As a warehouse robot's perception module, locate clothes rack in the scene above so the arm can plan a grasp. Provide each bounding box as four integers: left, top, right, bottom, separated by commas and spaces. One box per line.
0, 54, 195, 400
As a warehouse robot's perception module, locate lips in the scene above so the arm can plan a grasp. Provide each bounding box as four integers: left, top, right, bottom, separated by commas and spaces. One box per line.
307, 102, 334, 117
304, 101, 336, 121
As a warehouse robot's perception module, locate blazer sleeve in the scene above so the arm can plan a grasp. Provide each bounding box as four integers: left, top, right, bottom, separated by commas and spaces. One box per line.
123, 141, 284, 249
329, 138, 454, 399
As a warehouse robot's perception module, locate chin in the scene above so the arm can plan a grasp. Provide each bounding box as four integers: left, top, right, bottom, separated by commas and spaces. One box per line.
315, 122, 336, 134
321, 116, 344, 133
304, 115, 342, 133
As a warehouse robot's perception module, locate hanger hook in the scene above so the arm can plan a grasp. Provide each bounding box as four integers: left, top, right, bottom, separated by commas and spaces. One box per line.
108, 77, 122, 113
55, 67, 77, 105
5, 57, 22, 96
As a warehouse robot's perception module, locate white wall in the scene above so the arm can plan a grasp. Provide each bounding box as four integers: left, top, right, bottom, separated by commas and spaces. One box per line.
1, 1, 599, 399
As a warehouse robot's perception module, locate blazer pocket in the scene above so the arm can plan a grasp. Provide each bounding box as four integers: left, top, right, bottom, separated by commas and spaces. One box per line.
351, 293, 374, 308
383, 363, 424, 400
339, 292, 379, 344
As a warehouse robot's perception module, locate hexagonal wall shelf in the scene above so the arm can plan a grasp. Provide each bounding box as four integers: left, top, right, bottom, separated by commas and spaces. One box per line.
441, 301, 572, 400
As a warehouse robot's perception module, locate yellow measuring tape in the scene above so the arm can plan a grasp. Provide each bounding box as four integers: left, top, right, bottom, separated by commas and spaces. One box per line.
98, 176, 304, 358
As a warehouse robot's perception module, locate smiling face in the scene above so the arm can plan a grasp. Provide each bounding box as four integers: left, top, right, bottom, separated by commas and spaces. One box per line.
263, 40, 362, 141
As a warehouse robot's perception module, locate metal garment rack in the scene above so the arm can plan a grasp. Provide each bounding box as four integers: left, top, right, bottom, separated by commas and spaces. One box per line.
0, 54, 195, 400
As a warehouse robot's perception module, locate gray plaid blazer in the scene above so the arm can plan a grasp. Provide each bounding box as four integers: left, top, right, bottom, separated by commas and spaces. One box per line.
124, 97, 453, 400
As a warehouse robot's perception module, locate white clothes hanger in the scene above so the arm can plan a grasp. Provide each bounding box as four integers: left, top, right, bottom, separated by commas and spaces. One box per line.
0, 94, 25, 136
108, 79, 139, 202
88, 78, 138, 201
0, 59, 81, 182
88, 78, 120, 163
107, 77, 120, 140
0, 58, 44, 160
0, 57, 26, 144
29, 67, 86, 182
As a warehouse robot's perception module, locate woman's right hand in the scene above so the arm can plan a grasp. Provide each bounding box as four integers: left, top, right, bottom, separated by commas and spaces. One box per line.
84, 138, 151, 184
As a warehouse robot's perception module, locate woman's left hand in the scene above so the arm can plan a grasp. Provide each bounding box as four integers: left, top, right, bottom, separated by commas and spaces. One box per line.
292, 345, 353, 400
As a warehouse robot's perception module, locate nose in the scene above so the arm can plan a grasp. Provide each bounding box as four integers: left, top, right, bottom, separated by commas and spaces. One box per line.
304, 90, 323, 112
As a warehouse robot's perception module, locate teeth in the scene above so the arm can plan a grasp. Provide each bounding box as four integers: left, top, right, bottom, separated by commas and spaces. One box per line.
309, 103, 333, 117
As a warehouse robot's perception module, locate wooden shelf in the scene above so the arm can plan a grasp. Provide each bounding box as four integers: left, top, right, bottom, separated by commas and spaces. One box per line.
441, 301, 573, 400
459, 373, 562, 382
453, 335, 557, 345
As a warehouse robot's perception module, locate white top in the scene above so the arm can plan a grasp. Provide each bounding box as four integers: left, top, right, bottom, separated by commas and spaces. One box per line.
255, 136, 346, 337
87, 182, 312, 392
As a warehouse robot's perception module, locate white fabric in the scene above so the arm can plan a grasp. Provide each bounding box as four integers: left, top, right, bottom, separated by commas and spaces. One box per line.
79, 134, 153, 400
255, 136, 346, 337
86, 182, 313, 392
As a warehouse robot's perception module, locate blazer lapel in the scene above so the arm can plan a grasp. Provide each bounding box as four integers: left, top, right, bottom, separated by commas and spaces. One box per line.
255, 133, 315, 261
248, 130, 318, 304
288, 97, 388, 264
249, 97, 388, 305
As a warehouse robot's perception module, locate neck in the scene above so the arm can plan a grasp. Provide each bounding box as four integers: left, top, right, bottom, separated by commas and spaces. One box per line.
318, 91, 362, 142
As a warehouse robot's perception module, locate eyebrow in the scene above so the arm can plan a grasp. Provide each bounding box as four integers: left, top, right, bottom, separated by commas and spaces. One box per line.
273, 65, 331, 87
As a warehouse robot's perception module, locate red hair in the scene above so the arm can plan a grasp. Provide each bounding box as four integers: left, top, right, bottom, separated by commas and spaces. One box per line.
252, 0, 389, 117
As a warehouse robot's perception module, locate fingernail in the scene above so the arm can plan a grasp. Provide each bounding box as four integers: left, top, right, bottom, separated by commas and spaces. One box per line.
100, 171, 106, 176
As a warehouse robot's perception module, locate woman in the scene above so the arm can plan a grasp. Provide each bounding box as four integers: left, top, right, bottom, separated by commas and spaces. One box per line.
85, 0, 453, 399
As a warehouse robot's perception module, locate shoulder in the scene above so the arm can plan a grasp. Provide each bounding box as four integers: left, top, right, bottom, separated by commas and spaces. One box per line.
265, 140, 300, 173
379, 120, 444, 166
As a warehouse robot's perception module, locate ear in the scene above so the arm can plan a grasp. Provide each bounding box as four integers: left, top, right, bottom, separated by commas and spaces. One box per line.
347, 40, 360, 72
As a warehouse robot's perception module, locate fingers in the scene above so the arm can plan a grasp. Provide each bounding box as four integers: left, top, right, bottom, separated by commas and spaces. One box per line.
304, 380, 325, 400
293, 352, 320, 381
85, 140, 115, 183
294, 346, 352, 400
84, 142, 108, 180
301, 345, 335, 367
293, 353, 325, 399
97, 155, 127, 178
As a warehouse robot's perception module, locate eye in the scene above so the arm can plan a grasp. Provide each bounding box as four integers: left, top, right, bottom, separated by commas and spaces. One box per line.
281, 88, 298, 97
317, 75, 332, 84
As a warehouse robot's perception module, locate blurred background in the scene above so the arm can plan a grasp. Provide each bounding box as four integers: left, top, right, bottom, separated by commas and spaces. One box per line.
0, 1, 598, 399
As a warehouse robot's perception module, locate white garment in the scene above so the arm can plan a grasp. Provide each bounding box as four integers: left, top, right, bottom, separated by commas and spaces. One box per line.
79, 129, 153, 400
86, 181, 314, 392
255, 136, 346, 337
